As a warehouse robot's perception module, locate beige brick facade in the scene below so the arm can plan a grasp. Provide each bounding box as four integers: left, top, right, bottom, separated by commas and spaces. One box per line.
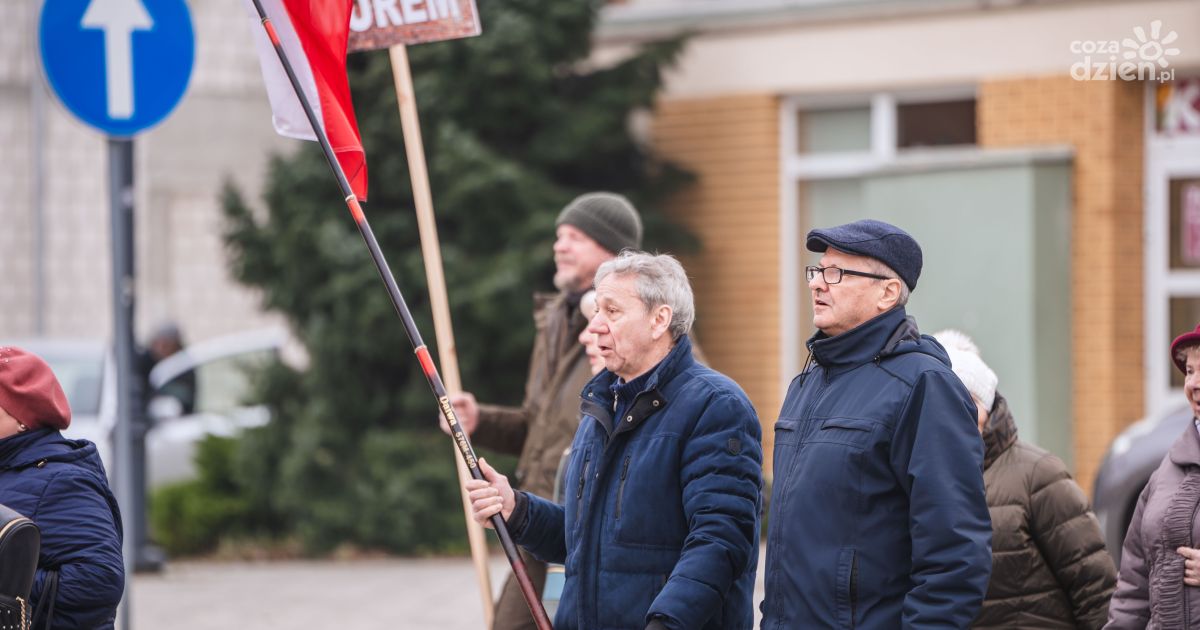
652, 94, 783, 466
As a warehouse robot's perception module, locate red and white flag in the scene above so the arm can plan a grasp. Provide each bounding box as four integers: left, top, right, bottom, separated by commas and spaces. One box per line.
245, 0, 367, 200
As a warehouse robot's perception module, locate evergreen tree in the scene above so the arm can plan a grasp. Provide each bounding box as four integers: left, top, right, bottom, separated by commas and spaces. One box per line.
219, 0, 691, 554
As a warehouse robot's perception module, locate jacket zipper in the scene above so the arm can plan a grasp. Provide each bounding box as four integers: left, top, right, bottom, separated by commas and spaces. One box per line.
576, 456, 591, 500
615, 455, 631, 520
849, 551, 858, 630
797, 367, 833, 425
1187, 504, 1197, 628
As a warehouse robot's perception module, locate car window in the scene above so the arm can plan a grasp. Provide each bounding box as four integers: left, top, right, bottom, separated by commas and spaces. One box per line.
40, 353, 104, 416
157, 349, 275, 416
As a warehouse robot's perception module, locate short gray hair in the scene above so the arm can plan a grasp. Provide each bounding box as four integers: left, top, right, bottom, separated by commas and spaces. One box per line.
595, 251, 695, 339
865, 258, 910, 307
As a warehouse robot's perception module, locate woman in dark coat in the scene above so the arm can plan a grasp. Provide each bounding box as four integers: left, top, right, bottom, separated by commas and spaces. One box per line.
935, 331, 1116, 629
1108, 323, 1200, 629
0, 347, 124, 629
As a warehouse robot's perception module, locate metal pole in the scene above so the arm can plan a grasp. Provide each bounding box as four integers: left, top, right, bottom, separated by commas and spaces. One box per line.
31, 1, 46, 335
108, 137, 135, 630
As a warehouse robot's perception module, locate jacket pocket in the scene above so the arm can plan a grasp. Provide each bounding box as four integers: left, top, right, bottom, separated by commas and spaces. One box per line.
836, 547, 858, 630
569, 452, 592, 540
771, 419, 803, 482
809, 417, 877, 449
615, 455, 631, 521
613, 436, 685, 549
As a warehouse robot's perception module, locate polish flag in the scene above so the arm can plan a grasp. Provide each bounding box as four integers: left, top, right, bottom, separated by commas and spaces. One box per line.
245, 0, 367, 200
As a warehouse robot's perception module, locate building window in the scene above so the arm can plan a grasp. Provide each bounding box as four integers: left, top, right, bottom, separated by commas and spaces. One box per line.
1169, 178, 1200, 270
800, 107, 872, 154
789, 92, 978, 178
898, 99, 976, 148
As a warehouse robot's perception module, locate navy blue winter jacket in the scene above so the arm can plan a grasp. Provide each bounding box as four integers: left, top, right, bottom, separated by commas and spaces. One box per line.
761, 308, 991, 629
0, 429, 124, 630
509, 335, 763, 629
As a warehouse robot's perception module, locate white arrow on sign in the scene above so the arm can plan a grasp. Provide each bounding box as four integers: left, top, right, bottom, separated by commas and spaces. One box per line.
82, 0, 154, 120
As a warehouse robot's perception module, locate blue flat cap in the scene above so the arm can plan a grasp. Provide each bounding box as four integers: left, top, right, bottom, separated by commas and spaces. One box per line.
806, 219, 923, 291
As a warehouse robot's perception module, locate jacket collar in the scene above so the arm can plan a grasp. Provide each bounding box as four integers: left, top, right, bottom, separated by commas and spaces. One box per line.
0, 428, 87, 470
981, 393, 1018, 469
581, 335, 695, 437
1169, 420, 1200, 468
807, 307, 913, 371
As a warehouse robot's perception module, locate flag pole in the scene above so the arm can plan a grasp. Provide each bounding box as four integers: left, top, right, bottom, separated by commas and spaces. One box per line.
387, 42, 494, 626
249, 4, 552, 629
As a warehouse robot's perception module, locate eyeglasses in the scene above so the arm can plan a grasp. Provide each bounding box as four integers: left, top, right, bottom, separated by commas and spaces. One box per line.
805, 265, 893, 285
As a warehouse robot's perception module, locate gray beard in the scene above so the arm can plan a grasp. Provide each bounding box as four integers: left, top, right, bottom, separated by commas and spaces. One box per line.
554, 272, 588, 293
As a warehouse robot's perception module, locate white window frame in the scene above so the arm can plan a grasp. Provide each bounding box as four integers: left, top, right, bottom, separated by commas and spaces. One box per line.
1144, 82, 1200, 418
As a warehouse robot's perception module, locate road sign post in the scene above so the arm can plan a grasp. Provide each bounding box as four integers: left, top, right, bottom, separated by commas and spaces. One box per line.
39, 1, 194, 626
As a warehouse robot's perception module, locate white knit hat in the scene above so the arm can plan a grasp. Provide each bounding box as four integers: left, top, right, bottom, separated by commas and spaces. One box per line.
932, 329, 997, 413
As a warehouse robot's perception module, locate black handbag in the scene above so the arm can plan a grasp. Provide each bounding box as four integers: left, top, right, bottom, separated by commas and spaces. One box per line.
0, 502, 40, 630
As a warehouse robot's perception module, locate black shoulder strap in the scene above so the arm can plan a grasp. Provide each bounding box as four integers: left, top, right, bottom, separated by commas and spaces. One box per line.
31, 569, 57, 630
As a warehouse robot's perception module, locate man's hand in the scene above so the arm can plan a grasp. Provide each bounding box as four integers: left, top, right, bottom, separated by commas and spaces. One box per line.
440, 392, 479, 436
1179, 547, 1200, 586
466, 458, 515, 528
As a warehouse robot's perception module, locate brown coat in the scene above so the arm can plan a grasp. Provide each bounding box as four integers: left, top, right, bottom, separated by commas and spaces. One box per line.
473, 291, 591, 500
975, 395, 1116, 630
1107, 423, 1200, 630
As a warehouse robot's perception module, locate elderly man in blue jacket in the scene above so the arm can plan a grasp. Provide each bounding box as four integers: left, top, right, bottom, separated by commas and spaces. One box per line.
467, 251, 763, 630
760, 220, 992, 629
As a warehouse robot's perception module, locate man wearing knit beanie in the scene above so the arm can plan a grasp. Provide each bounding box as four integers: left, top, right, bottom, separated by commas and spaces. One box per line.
0, 347, 125, 629
443, 192, 641, 630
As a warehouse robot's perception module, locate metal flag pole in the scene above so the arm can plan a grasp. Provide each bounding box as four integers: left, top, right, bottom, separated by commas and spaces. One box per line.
248, 3, 553, 628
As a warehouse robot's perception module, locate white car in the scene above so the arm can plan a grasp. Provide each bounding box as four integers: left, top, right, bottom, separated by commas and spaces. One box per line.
6, 328, 286, 488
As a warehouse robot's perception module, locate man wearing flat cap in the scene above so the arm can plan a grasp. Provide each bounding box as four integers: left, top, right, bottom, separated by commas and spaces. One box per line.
760, 219, 992, 629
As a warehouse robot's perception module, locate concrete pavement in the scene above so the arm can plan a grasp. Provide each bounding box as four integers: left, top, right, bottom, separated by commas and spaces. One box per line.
130, 546, 768, 629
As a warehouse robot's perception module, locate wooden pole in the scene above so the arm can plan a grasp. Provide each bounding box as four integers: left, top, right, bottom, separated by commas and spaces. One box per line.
389, 43, 495, 627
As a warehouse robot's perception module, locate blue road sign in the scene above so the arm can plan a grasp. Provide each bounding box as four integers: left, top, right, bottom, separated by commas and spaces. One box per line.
39, 0, 194, 137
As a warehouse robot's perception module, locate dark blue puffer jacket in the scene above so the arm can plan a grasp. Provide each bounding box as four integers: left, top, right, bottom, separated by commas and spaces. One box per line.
510, 335, 763, 629
0, 429, 124, 630
761, 308, 992, 629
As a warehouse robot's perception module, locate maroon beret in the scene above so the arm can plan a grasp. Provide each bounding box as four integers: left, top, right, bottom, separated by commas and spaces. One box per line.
1172, 323, 1200, 374
0, 347, 71, 431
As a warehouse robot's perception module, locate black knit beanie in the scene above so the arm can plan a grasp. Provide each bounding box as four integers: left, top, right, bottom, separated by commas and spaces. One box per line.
555, 192, 643, 254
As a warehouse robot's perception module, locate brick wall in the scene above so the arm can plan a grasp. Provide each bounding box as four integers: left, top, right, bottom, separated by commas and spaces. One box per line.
978, 76, 1145, 494
652, 94, 782, 468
